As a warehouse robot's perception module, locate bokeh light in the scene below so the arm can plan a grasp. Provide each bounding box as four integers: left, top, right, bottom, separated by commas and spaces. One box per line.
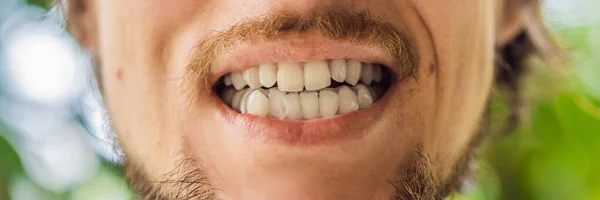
0, 5, 89, 106
0, 1, 124, 199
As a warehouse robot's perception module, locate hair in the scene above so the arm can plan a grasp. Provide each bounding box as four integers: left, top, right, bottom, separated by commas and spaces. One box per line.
495, 0, 560, 133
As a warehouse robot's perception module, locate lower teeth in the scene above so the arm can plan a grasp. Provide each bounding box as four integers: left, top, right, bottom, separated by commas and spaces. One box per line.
220, 83, 384, 120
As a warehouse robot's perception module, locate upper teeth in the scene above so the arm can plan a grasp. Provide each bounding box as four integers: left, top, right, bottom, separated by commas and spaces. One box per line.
345, 59, 362, 86
225, 59, 383, 92
259, 63, 277, 87
329, 58, 347, 82
220, 59, 387, 120
277, 62, 305, 92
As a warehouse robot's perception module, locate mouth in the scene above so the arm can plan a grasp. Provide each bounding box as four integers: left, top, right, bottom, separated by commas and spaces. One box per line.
216, 59, 393, 120
203, 37, 405, 146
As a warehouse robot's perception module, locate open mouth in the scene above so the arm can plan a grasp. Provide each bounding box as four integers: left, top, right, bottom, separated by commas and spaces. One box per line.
215, 58, 393, 120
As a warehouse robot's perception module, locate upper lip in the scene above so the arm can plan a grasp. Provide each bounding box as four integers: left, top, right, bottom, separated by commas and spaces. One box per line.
208, 33, 400, 86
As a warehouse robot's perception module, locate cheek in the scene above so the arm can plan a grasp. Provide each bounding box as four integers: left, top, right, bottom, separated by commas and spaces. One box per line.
413, 0, 496, 177
94, 0, 211, 180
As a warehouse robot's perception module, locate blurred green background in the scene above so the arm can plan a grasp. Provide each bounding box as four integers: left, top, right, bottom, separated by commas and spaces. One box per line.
0, 0, 598, 199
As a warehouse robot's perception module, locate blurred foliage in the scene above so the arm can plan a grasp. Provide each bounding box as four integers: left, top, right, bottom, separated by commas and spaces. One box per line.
0, 127, 22, 200
0, 127, 131, 200
26, 0, 53, 10
491, 92, 600, 199
451, 22, 600, 200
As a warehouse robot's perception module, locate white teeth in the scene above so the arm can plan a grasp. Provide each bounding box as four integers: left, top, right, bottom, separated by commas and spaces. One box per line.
345, 59, 362, 86
277, 62, 304, 92
283, 92, 302, 120
360, 63, 373, 85
222, 60, 385, 119
300, 91, 319, 119
304, 61, 331, 91
259, 63, 277, 88
231, 71, 247, 90
372, 64, 382, 83
239, 88, 254, 113
244, 65, 262, 89
224, 74, 233, 86
329, 58, 347, 83
268, 88, 286, 119
354, 84, 374, 109
246, 89, 270, 117
337, 86, 359, 114
221, 87, 236, 106
231, 88, 247, 111
226, 60, 382, 90
319, 89, 339, 117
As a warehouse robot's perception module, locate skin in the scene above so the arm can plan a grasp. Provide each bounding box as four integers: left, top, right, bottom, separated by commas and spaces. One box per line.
73, 0, 525, 199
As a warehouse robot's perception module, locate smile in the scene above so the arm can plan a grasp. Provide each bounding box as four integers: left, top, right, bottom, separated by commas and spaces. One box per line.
201, 36, 407, 145
216, 59, 393, 120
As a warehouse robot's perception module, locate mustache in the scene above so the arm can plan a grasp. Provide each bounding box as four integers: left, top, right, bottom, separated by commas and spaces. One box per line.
184, 8, 417, 100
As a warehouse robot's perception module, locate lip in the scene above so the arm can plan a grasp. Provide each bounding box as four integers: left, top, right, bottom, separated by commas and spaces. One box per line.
208, 35, 398, 146
209, 33, 400, 86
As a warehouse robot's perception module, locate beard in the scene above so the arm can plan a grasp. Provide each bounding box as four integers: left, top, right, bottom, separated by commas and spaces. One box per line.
123, 140, 479, 200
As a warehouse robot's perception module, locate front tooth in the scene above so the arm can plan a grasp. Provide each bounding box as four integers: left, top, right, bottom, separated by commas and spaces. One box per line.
268, 88, 286, 119
231, 88, 247, 111
278, 62, 304, 92
246, 89, 270, 117
338, 86, 359, 114
231, 71, 247, 90
259, 63, 277, 87
360, 63, 373, 85
221, 87, 236, 106
283, 92, 302, 120
239, 88, 253, 113
244, 65, 261, 89
330, 58, 347, 82
300, 91, 319, 119
345, 59, 362, 86
319, 89, 339, 117
372, 64, 382, 83
304, 61, 331, 91
224, 74, 233, 86
354, 84, 374, 109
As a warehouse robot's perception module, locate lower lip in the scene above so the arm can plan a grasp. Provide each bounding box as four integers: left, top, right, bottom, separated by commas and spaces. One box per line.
212, 91, 390, 146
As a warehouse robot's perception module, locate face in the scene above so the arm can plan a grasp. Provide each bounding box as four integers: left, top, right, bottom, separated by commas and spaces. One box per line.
77, 0, 521, 199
